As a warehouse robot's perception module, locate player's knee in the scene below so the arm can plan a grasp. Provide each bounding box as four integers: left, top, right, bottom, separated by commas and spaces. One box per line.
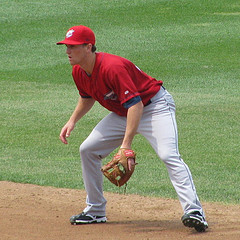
159, 152, 170, 162
79, 139, 97, 157
159, 150, 182, 168
158, 150, 174, 162
79, 140, 90, 156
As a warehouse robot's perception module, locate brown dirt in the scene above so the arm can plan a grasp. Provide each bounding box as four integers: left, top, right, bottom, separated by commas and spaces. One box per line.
0, 181, 239, 240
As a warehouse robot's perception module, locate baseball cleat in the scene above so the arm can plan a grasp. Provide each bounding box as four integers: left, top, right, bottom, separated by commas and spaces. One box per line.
70, 212, 107, 225
181, 211, 208, 232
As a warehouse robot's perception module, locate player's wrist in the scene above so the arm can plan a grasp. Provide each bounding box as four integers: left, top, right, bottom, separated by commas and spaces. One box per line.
120, 145, 131, 150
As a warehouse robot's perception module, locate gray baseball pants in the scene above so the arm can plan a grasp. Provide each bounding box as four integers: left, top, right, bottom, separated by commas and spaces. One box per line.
80, 87, 205, 217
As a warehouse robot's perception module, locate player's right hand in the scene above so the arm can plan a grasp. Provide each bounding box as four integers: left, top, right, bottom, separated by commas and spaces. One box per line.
59, 122, 75, 144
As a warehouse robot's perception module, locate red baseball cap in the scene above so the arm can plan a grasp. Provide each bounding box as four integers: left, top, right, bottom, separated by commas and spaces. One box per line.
56, 25, 95, 45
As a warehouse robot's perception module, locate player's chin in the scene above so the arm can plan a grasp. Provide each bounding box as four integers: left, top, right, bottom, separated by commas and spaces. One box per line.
68, 58, 74, 65
69, 60, 75, 66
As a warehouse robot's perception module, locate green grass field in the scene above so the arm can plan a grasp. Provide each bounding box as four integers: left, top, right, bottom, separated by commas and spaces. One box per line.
1, 0, 239, 204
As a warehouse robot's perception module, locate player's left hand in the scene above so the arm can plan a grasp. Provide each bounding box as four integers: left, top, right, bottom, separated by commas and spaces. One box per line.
101, 148, 137, 187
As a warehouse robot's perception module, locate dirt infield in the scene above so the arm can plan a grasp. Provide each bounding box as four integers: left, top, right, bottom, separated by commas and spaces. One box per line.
1, 181, 239, 240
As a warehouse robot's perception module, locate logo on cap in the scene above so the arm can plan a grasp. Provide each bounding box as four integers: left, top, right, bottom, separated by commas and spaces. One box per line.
66, 29, 74, 38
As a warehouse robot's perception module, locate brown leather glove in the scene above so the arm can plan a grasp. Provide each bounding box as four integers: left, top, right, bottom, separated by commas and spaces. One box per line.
101, 148, 137, 187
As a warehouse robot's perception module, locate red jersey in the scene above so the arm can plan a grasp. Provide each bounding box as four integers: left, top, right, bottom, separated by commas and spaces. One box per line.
72, 52, 163, 116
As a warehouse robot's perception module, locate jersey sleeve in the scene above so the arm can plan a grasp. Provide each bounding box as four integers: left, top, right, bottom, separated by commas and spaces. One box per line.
106, 64, 141, 106
123, 96, 142, 109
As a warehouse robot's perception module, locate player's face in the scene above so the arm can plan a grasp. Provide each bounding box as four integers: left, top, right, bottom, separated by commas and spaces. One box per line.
65, 44, 88, 66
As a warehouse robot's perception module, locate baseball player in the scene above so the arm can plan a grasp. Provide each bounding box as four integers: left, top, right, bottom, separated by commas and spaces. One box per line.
57, 25, 208, 232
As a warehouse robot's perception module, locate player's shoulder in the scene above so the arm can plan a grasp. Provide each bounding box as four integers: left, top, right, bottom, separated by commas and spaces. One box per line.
99, 52, 131, 72
101, 52, 129, 63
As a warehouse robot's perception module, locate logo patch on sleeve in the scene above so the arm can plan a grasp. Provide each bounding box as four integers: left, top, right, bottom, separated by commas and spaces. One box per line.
104, 91, 118, 100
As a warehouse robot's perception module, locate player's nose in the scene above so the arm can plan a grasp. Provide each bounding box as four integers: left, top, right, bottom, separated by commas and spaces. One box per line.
66, 46, 71, 54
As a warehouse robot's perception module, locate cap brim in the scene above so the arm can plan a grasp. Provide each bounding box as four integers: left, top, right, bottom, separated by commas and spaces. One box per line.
56, 39, 87, 45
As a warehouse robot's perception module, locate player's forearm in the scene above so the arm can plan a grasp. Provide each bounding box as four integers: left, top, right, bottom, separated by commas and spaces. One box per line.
68, 97, 95, 124
121, 101, 144, 149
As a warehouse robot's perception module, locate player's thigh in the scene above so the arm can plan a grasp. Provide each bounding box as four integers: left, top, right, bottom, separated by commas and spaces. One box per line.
138, 94, 179, 161
80, 112, 126, 158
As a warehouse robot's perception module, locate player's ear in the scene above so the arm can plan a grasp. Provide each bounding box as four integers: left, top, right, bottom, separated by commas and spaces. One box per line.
86, 43, 93, 52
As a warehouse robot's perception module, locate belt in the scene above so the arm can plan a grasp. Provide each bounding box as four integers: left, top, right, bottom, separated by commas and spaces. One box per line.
144, 86, 165, 107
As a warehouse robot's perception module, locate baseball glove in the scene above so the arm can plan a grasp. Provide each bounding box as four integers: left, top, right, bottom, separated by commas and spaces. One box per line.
101, 148, 137, 187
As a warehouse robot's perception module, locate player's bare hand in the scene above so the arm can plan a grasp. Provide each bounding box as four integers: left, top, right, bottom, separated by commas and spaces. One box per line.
59, 122, 75, 144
